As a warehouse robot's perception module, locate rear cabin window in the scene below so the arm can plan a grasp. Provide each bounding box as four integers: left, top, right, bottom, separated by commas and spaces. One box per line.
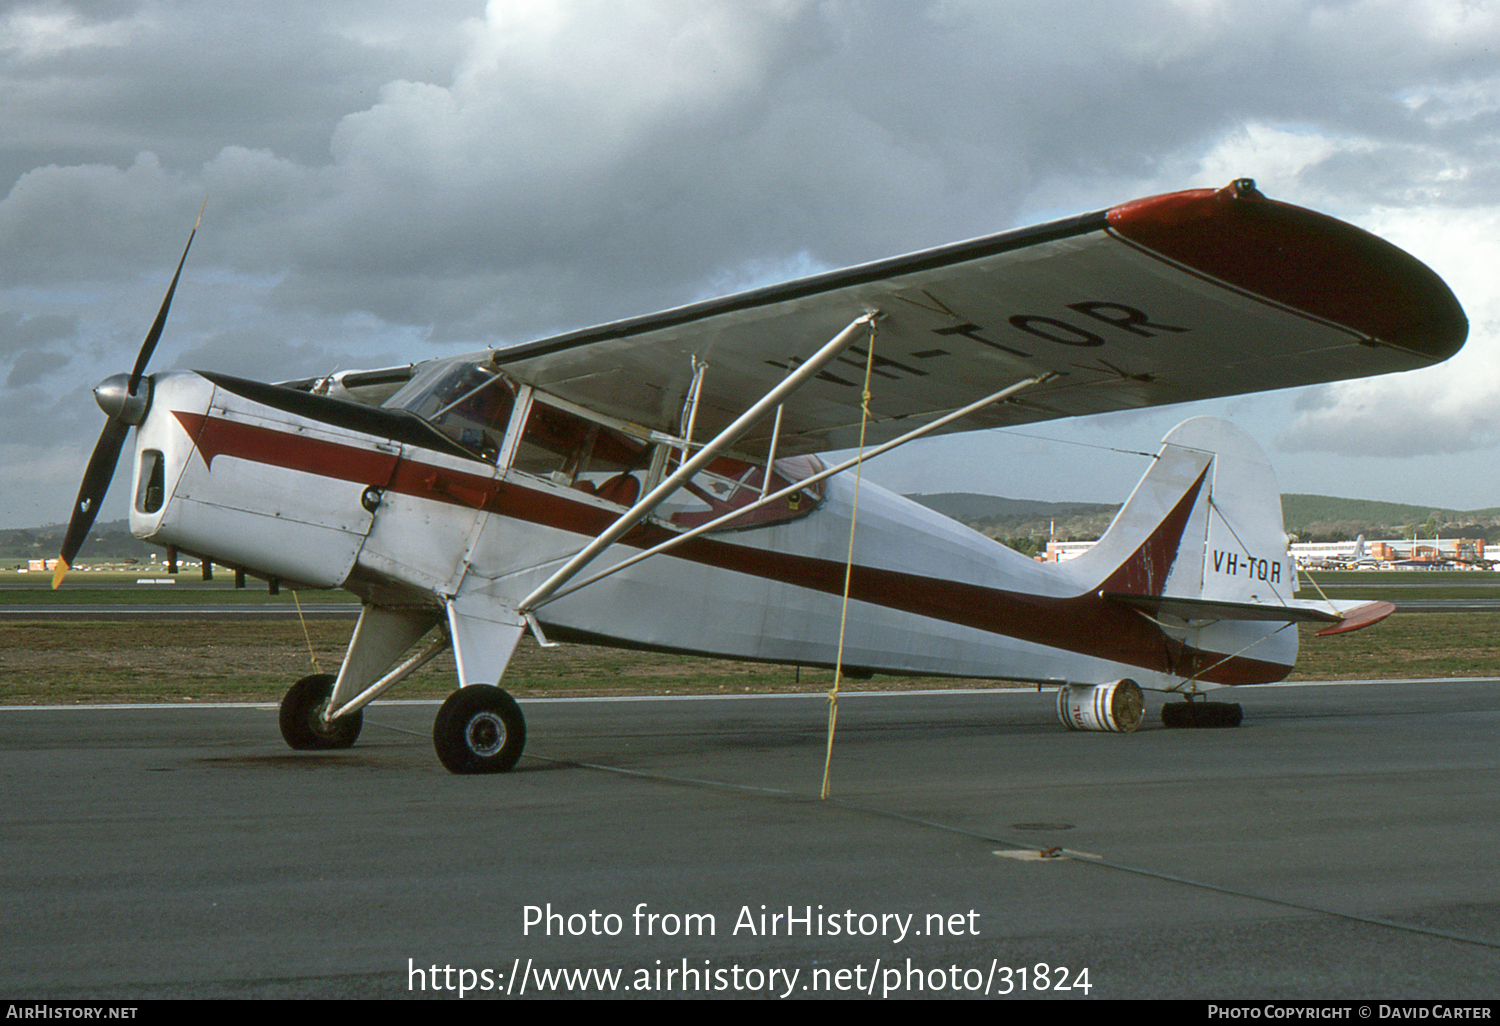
655, 453, 824, 530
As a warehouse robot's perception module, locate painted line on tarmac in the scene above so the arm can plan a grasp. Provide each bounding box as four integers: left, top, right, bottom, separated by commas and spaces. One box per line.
6, 677, 1500, 713
0, 688, 1040, 712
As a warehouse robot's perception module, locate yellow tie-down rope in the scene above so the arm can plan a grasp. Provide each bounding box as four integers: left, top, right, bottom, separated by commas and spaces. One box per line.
292, 590, 324, 675
821, 320, 878, 800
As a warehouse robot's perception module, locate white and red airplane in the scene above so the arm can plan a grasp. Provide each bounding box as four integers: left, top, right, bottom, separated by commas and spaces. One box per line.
55, 179, 1466, 772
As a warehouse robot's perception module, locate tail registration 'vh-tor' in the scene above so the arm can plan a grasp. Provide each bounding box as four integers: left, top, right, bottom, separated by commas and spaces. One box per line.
57, 180, 1466, 772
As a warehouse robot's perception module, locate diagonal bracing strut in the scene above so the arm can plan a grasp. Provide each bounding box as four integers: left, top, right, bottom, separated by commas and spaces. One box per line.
527, 372, 1055, 610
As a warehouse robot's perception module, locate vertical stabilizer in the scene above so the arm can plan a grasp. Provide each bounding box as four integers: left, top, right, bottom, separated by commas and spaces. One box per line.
1063, 417, 1301, 680
1069, 417, 1294, 605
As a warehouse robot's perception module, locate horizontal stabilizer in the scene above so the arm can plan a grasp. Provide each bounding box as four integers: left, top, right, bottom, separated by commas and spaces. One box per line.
1104, 593, 1395, 635
1105, 592, 1337, 624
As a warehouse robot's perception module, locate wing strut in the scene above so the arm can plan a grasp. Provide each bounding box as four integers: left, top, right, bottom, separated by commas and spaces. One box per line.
517, 312, 880, 614
527, 371, 1055, 610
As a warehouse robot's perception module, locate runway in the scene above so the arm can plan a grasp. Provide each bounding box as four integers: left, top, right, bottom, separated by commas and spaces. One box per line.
0, 602, 362, 620
2, 680, 1497, 999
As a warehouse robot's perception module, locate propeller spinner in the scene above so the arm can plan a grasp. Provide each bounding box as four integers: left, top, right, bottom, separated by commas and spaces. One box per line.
53, 208, 202, 588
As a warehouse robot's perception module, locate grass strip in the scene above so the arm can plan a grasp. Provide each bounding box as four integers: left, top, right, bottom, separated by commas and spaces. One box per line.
2, 613, 1496, 705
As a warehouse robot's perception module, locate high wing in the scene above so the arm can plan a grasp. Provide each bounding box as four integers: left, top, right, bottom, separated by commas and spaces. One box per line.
488, 179, 1466, 456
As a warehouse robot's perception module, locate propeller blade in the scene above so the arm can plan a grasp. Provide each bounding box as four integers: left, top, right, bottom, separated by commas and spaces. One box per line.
58, 203, 205, 588
53, 418, 130, 589
127, 201, 204, 395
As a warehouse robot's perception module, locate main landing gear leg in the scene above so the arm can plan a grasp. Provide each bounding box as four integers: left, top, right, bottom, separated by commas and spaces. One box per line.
433, 685, 526, 774
279, 673, 364, 749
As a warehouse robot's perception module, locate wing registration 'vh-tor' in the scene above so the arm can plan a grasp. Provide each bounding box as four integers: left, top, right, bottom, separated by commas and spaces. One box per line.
57, 179, 1466, 772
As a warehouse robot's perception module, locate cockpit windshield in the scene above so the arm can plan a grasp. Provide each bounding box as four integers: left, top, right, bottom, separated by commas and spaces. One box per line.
383, 360, 516, 461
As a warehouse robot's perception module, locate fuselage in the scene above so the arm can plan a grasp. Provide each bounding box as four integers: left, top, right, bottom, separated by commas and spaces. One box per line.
126, 366, 1294, 691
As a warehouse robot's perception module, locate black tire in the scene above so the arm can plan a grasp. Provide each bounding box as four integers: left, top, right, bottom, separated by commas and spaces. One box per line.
433, 686, 526, 774
1161, 701, 1243, 729
279, 673, 363, 750
1160, 702, 1190, 729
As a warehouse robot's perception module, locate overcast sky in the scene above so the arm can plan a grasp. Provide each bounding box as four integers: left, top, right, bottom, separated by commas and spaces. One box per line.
4, 0, 1499, 532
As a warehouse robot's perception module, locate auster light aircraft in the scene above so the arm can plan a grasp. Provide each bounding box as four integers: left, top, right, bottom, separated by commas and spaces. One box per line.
55, 179, 1467, 772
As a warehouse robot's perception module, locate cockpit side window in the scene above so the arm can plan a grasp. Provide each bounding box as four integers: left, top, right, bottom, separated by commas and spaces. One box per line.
383, 362, 516, 462
511, 399, 652, 505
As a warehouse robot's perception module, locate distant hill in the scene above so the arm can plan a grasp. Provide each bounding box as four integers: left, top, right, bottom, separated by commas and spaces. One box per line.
906, 492, 1500, 547
905, 492, 1119, 550
1, 520, 157, 564
904, 493, 1118, 523
1280, 495, 1500, 542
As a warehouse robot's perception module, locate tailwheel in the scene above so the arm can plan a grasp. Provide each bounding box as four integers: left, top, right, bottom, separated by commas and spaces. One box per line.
279, 673, 363, 750
1160, 700, 1243, 729
433, 685, 526, 775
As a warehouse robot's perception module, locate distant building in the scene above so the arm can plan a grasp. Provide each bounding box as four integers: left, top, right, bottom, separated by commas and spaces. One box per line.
1292, 539, 1485, 567
1039, 540, 1096, 563
1039, 538, 1488, 568
1290, 541, 1359, 566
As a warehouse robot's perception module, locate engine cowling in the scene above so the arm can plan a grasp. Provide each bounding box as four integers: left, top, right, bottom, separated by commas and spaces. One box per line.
1056, 679, 1144, 733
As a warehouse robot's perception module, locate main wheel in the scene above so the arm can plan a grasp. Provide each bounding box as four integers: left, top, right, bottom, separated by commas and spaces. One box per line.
279, 673, 363, 750
433, 685, 526, 774
1161, 701, 1243, 728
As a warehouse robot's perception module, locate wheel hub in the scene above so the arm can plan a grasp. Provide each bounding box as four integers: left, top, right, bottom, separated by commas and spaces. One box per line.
465, 712, 506, 756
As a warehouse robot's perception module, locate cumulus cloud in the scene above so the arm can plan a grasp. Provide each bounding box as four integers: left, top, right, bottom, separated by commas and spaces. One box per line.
5, 0, 1500, 524
1, 309, 75, 349
6, 348, 70, 387
1276, 202, 1500, 457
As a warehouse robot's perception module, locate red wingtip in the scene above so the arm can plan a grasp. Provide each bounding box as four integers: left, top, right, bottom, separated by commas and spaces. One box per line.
1108, 181, 1467, 362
